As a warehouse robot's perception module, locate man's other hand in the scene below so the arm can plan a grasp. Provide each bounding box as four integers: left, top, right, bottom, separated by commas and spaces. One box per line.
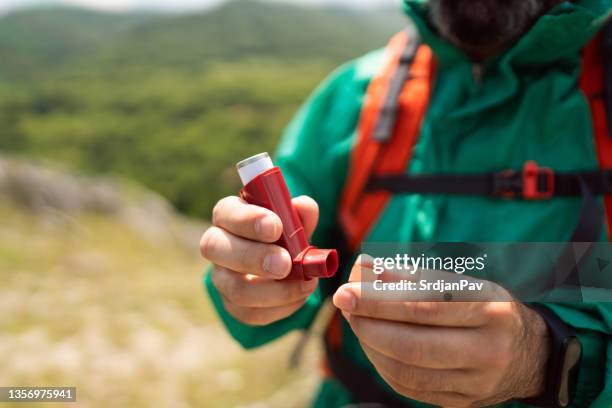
333, 257, 550, 407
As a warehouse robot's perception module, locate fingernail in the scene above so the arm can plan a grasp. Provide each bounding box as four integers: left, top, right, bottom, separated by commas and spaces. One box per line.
263, 252, 289, 278
301, 279, 318, 293
334, 290, 356, 312
255, 215, 278, 241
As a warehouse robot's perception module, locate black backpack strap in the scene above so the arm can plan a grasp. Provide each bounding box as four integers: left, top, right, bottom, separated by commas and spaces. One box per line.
367, 162, 606, 296
324, 340, 414, 408
602, 18, 612, 137
546, 178, 603, 301
366, 164, 612, 199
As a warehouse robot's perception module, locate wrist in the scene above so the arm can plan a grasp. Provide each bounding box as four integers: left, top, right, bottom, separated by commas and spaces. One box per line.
515, 304, 551, 399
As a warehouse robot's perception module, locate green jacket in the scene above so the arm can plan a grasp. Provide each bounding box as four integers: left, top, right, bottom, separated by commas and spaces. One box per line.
206, 1, 612, 406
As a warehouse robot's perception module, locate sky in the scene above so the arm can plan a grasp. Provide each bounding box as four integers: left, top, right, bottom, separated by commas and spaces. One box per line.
0, 0, 398, 14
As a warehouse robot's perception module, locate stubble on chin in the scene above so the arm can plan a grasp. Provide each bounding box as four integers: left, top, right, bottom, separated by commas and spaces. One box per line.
428, 0, 560, 59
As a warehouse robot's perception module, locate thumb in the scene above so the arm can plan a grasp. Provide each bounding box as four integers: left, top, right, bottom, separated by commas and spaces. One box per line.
292, 195, 319, 239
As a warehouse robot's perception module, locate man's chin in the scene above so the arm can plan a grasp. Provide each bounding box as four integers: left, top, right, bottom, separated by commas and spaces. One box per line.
428, 0, 555, 60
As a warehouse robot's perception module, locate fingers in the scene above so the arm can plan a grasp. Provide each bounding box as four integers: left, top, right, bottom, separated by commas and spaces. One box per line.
211, 195, 319, 242
334, 282, 489, 327
201, 227, 291, 279
360, 343, 475, 395
221, 295, 308, 327
347, 254, 371, 283
212, 266, 318, 308
212, 196, 282, 242
345, 315, 481, 369
292, 195, 319, 239
203, 195, 321, 326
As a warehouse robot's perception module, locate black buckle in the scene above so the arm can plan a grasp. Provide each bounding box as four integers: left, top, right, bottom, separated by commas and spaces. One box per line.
493, 161, 555, 200
493, 169, 522, 198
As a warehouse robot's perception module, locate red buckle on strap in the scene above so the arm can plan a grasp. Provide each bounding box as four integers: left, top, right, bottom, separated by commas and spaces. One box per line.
522, 161, 554, 200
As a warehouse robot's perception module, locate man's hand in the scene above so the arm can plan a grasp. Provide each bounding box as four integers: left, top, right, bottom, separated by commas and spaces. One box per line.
333, 257, 550, 407
200, 195, 319, 326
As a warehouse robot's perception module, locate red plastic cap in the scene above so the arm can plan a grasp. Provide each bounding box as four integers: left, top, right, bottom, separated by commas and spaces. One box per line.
301, 247, 339, 279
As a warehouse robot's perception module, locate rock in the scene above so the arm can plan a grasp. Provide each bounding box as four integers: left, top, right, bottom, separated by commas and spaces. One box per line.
0, 157, 123, 214
0, 156, 207, 249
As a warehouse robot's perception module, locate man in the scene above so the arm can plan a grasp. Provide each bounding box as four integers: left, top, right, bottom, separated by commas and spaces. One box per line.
200, 0, 612, 407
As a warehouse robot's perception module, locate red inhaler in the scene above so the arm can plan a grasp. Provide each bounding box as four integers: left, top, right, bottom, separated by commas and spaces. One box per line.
237, 152, 338, 281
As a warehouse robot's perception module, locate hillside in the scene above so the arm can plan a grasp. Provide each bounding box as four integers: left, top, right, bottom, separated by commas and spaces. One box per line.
0, 7, 153, 79
103, 1, 408, 67
0, 0, 409, 218
0, 0, 408, 76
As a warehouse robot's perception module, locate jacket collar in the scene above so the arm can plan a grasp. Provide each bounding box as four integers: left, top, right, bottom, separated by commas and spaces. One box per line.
403, 0, 612, 69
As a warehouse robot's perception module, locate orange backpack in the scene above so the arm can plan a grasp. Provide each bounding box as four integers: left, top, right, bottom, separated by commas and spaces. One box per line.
337, 27, 612, 253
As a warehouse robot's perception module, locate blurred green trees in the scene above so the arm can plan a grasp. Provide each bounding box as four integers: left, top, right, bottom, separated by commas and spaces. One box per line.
0, 0, 406, 218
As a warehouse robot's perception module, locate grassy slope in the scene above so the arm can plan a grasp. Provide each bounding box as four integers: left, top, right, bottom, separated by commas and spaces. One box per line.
0, 199, 320, 407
